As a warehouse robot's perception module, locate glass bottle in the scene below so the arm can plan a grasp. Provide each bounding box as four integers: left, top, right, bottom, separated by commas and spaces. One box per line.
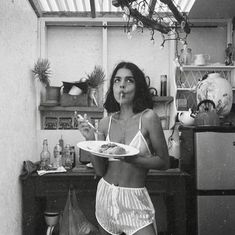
160, 75, 167, 96
63, 144, 72, 170
40, 139, 51, 170
59, 135, 64, 152
53, 144, 62, 168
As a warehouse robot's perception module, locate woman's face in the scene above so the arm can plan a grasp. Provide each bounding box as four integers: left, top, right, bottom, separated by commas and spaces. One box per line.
113, 67, 136, 105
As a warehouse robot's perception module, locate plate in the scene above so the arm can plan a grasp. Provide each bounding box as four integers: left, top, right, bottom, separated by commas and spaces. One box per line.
77, 141, 139, 158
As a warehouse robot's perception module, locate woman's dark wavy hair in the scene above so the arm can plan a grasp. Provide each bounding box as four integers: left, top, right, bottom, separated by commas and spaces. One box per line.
103, 61, 153, 114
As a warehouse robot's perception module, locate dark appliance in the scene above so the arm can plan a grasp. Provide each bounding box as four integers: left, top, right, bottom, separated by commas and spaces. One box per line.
180, 126, 235, 235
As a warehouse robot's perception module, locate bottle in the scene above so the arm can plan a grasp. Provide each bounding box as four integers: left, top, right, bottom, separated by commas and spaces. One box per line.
53, 144, 62, 168
59, 135, 64, 151
160, 75, 167, 96
63, 144, 72, 170
40, 139, 51, 170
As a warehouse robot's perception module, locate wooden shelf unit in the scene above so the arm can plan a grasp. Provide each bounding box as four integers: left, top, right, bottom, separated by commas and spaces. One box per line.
39, 105, 104, 130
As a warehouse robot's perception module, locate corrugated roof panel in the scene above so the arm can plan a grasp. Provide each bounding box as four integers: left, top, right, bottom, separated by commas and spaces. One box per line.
66, 0, 76, 11
83, 0, 91, 11
49, 0, 60, 11
37, 0, 195, 14
54, 0, 64, 11
40, 0, 50, 11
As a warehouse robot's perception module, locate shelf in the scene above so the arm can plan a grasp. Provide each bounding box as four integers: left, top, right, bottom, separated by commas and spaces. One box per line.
176, 88, 196, 91
181, 65, 235, 71
175, 65, 235, 112
39, 105, 104, 129
39, 105, 104, 113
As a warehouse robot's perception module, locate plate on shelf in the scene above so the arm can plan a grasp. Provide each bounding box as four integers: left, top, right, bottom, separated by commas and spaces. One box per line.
77, 141, 139, 158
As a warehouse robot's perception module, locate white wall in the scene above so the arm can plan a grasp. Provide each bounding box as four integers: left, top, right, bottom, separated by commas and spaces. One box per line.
107, 28, 170, 91
46, 24, 170, 94
0, 0, 38, 234
179, 25, 227, 63
47, 26, 103, 86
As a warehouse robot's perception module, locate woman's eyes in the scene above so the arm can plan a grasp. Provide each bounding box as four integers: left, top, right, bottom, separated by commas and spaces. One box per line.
114, 77, 135, 84
114, 77, 121, 83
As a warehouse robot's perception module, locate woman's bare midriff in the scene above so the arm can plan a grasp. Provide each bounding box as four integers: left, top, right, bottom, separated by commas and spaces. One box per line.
103, 161, 148, 187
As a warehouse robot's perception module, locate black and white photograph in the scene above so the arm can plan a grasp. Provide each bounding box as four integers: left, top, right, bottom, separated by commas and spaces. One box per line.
1, 0, 235, 234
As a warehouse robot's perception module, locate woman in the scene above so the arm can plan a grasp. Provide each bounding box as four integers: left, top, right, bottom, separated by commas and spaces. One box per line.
78, 61, 169, 235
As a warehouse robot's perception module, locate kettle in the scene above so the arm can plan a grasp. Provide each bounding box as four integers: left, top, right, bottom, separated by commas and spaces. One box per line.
194, 99, 220, 126
178, 108, 195, 126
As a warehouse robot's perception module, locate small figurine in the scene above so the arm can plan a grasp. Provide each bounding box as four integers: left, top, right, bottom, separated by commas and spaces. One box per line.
225, 43, 234, 65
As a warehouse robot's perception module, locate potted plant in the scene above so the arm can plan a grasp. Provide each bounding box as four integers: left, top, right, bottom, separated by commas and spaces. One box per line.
32, 58, 60, 105
32, 58, 51, 87
86, 66, 105, 106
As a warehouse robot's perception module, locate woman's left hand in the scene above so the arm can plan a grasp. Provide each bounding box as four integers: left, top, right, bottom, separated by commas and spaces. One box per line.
118, 154, 139, 163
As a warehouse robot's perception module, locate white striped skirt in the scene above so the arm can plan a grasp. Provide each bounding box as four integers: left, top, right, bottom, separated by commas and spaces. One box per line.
95, 178, 156, 235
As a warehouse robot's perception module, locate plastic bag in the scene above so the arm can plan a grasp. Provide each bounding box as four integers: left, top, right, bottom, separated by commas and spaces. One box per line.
59, 186, 98, 235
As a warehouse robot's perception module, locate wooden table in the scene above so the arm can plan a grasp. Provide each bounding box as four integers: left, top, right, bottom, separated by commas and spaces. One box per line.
21, 166, 188, 235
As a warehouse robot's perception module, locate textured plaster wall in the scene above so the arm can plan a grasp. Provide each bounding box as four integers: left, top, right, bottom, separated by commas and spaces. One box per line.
46, 25, 170, 95
179, 26, 227, 63
107, 28, 170, 91
47, 26, 103, 86
0, 0, 38, 234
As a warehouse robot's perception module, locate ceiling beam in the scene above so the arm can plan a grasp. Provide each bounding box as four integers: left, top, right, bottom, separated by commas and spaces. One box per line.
41, 11, 123, 18
28, 0, 44, 17
90, 0, 96, 18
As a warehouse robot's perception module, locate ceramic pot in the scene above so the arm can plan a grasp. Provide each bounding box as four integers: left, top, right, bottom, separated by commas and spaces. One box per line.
39, 83, 47, 103
45, 86, 61, 104
194, 54, 210, 66
44, 211, 59, 235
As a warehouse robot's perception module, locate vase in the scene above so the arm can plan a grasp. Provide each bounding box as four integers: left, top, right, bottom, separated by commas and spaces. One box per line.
88, 87, 98, 107
40, 83, 47, 104
46, 86, 61, 105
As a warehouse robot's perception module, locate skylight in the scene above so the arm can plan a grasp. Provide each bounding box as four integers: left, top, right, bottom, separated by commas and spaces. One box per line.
31, 0, 195, 17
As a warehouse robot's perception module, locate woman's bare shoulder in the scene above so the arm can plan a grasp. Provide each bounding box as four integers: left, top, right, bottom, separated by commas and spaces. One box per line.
142, 109, 160, 120
142, 109, 161, 127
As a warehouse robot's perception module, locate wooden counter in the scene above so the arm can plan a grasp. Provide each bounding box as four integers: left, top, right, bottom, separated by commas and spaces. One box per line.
21, 167, 188, 235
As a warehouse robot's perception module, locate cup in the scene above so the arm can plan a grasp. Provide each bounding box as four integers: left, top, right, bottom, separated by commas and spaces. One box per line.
194, 54, 210, 66
44, 211, 59, 227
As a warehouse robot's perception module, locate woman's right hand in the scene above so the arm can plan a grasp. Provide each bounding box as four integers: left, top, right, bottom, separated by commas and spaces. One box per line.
77, 115, 96, 141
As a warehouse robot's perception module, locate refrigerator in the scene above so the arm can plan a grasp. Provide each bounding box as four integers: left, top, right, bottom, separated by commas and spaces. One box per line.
194, 129, 235, 235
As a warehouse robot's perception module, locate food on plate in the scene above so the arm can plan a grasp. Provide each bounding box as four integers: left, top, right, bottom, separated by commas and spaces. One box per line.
99, 143, 126, 155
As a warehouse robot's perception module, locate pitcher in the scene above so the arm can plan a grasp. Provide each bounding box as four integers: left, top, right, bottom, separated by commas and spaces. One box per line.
194, 54, 210, 66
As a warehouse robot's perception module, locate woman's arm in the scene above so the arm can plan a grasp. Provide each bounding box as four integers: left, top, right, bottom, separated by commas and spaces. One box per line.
78, 116, 109, 176
123, 110, 170, 170
89, 118, 109, 176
